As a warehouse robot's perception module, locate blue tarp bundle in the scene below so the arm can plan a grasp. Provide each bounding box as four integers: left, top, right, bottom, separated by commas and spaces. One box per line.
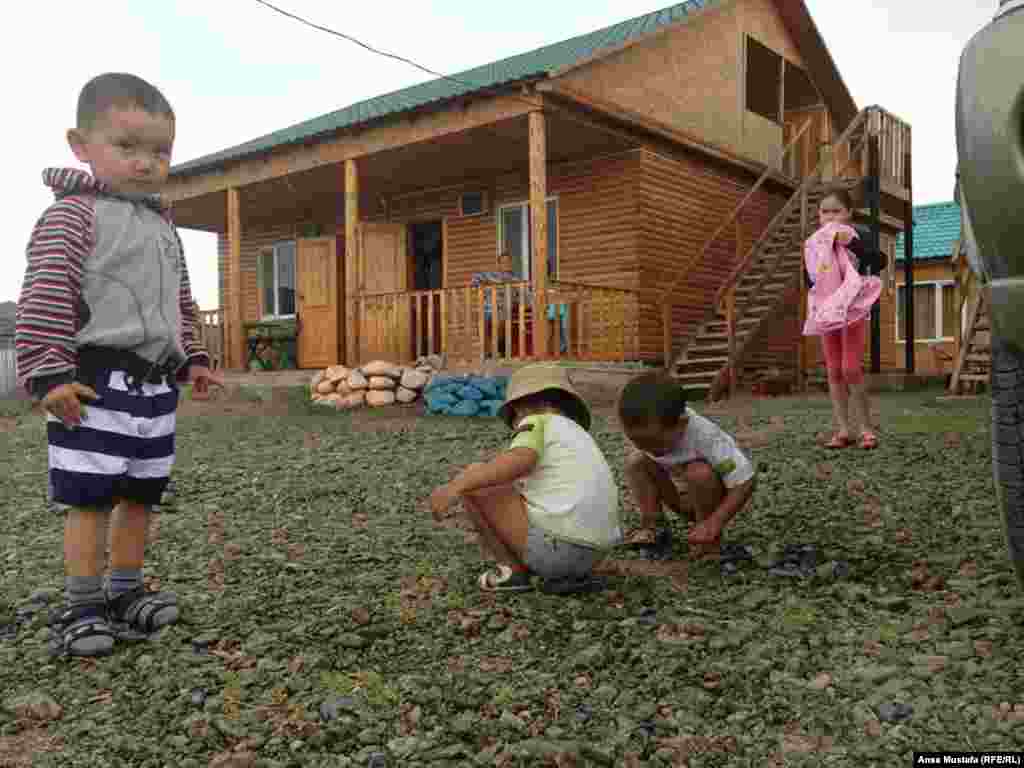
424, 374, 509, 417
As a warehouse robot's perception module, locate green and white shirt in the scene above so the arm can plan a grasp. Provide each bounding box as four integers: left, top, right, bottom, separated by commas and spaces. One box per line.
509, 413, 622, 549
643, 407, 755, 489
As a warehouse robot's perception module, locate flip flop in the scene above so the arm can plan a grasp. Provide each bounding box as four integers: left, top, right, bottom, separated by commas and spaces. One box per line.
623, 527, 658, 547
478, 565, 533, 592
860, 432, 879, 450
539, 575, 607, 595
825, 434, 853, 449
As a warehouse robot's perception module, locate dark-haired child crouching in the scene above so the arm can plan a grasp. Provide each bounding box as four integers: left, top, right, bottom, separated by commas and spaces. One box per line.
617, 373, 756, 558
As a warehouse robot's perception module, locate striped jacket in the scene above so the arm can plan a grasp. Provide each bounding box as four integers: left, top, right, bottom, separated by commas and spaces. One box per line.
16, 168, 209, 397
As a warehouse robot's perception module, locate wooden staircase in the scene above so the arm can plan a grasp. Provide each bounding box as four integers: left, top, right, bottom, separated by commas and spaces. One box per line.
658, 105, 889, 401
950, 288, 990, 394
674, 187, 826, 398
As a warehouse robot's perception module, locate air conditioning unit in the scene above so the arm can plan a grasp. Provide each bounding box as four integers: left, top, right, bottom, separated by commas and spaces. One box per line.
459, 191, 488, 217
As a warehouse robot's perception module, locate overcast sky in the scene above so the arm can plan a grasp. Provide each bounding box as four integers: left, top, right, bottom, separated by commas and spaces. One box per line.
0, 0, 1001, 310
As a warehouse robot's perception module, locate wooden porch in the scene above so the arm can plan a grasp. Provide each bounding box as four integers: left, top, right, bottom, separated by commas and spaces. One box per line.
357, 280, 640, 364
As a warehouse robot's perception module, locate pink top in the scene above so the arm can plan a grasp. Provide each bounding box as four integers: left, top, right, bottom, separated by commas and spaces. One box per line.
802, 222, 882, 336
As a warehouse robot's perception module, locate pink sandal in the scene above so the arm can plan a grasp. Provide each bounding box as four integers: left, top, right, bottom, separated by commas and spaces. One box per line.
860, 431, 879, 450
825, 433, 853, 449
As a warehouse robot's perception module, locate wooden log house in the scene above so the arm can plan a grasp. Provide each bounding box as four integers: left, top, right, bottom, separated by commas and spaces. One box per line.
164, 0, 914, 397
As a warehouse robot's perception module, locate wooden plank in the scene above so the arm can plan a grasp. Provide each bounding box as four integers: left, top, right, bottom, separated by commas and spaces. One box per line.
503, 284, 512, 360
427, 292, 435, 359
529, 110, 550, 359
440, 290, 448, 357
344, 159, 359, 367
477, 287, 485, 363
518, 286, 526, 360
227, 187, 243, 370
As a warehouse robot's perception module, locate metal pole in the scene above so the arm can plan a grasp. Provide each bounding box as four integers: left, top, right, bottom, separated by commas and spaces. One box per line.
903, 147, 915, 373
868, 134, 882, 374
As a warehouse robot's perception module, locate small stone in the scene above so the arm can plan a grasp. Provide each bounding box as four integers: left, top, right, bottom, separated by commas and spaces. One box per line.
594, 684, 618, 702
192, 633, 218, 651
948, 606, 984, 627
28, 590, 56, 605
338, 633, 367, 649
857, 665, 901, 684
190, 688, 207, 708
575, 704, 593, 723
366, 753, 387, 768
320, 696, 357, 721
573, 643, 604, 667
3, 691, 63, 722
877, 702, 913, 723
386, 736, 421, 758
499, 710, 526, 731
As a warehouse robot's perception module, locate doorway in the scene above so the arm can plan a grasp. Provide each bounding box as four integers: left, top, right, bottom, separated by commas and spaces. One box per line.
410, 220, 444, 356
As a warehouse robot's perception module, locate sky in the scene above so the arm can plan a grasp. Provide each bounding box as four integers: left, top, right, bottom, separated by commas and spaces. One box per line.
0, 0, 1002, 310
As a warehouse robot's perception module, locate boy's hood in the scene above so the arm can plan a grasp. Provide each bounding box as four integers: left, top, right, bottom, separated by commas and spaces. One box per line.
42, 167, 167, 211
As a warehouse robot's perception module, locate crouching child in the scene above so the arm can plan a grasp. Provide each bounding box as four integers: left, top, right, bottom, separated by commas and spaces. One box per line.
428, 364, 622, 592
618, 373, 756, 558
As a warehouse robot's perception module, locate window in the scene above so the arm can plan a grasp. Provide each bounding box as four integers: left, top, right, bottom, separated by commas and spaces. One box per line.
745, 36, 783, 124
259, 241, 297, 319
496, 198, 558, 280
895, 281, 961, 342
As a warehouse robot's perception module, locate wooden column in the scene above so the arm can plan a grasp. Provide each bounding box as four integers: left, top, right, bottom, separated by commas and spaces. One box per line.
529, 110, 549, 359
868, 131, 882, 374
227, 187, 244, 370
344, 159, 359, 367
797, 187, 808, 391
903, 137, 915, 373
662, 305, 673, 372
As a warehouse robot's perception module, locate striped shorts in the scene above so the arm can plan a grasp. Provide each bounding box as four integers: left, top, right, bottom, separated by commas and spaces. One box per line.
48, 369, 179, 508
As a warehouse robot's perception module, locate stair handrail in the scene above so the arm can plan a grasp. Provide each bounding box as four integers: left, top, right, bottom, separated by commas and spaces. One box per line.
656, 115, 816, 310
669, 105, 878, 366
734, 123, 871, 328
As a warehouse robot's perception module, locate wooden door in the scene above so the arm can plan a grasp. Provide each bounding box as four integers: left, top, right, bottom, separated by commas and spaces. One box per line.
358, 222, 411, 363
296, 236, 339, 369
783, 105, 828, 180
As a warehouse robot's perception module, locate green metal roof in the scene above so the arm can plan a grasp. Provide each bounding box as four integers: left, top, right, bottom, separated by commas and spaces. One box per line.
171, 0, 715, 176
895, 201, 960, 262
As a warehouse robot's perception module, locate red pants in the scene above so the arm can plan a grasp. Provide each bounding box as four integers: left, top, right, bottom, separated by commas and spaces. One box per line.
821, 318, 867, 385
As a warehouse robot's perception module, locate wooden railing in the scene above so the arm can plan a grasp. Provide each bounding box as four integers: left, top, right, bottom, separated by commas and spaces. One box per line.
197, 309, 225, 371
356, 280, 640, 365
704, 107, 878, 397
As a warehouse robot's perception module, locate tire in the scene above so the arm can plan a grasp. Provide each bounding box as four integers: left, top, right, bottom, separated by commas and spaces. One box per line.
991, 336, 1024, 591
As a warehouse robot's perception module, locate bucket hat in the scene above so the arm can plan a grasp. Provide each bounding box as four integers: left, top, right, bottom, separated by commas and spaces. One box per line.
498, 364, 591, 431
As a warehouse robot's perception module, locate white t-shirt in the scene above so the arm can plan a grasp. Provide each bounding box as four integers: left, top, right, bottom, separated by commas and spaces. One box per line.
510, 413, 622, 549
642, 407, 755, 489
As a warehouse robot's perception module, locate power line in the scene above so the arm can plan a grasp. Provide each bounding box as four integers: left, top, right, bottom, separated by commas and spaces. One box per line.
251, 0, 520, 101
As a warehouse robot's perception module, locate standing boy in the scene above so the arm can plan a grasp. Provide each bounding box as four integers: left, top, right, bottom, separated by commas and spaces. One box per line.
16, 73, 222, 656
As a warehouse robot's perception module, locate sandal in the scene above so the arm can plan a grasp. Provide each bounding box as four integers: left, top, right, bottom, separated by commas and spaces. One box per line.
540, 575, 607, 595
623, 527, 657, 546
47, 603, 116, 658
860, 431, 879, 450
107, 587, 179, 639
825, 433, 853, 449
478, 565, 533, 592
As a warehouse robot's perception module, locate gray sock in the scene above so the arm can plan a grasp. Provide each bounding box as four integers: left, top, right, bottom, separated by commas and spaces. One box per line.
62, 575, 113, 656
107, 569, 143, 600
65, 575, 105, 610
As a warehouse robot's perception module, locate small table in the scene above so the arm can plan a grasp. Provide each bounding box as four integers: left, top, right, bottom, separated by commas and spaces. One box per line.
245, 320, 298, 371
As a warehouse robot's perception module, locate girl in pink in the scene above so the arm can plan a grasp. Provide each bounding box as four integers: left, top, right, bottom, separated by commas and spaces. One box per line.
803, 188, 883, 450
